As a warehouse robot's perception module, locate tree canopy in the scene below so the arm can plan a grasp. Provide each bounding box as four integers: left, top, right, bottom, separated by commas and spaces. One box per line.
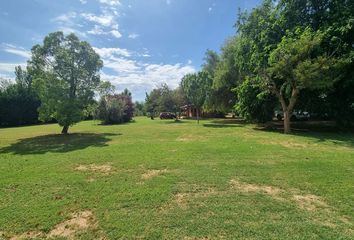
29, 31, 103, 134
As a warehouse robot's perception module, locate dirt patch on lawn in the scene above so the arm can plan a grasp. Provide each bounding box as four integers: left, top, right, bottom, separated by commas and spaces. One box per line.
176, 134, 206, 142
229, 179, 353, 231
8, 210, 102, 240
257, 139, 308, 149
174, 193, 189, 209
229, 179, 284, 197
10, 231, 43, 240
161, 185, 219, 211
75, 164, 113, 174
141, 169, 169, 180
293, 194, 329, 211
48, 210, 96, 239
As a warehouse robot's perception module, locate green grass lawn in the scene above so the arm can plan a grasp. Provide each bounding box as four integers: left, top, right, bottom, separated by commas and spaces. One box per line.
0, 117, 354, 239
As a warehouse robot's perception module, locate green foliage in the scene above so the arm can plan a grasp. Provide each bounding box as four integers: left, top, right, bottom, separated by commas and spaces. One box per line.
96, 91, 134, 124
268, 28, 338, 90
234, 78, 276, 123
29, 31, 103, 133
134, 101, 146, 116
181, 71, 211, 109
97, 81, 115, 97
0, 68, 40, 127
145, 84, 187, 117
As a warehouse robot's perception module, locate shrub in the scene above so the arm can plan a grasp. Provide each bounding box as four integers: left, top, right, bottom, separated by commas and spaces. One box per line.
96, 92, 134, 124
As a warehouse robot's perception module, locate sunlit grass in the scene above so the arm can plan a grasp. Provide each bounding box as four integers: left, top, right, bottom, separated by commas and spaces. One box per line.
0, 117, 353, 239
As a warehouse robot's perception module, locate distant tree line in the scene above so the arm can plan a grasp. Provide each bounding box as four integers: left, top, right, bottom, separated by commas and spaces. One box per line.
0, 67, 40, 127
144, 84, 187, 118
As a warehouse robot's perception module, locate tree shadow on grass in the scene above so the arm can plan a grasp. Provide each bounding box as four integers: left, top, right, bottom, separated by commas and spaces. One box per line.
203, 118, 247, 128
96, 119, 136, 126
203, 123, 243, 128
0, 133, 120, 155
254, 121, 354, 148
211, 118, 247, 125
163, 120, 186, 124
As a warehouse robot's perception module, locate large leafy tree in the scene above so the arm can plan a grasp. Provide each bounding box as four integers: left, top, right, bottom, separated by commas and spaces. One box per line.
29, 32, 103, 134
231, 0, 353, 132
266, 28, 340, 133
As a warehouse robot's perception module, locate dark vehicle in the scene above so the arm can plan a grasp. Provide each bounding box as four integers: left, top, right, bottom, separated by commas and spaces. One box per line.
159, 112, 176, 119
275, 110, 310, 121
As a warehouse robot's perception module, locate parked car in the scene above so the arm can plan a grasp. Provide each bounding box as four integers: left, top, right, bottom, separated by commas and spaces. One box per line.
275, 110, 310, 121
159, 112, 176, 119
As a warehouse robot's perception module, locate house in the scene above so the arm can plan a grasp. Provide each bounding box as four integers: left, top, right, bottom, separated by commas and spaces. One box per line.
180, 104, 199, 118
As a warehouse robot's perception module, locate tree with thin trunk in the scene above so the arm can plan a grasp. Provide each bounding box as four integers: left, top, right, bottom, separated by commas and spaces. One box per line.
266, 28, 340, 133
29, 32, 103, 134
181, 71, 211, 124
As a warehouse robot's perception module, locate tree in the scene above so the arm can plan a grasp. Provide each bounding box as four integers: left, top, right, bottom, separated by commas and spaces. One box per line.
144, 84, 185, 119
29, 32, 103, 134
234, 78, 277, 123
212, 37, 241, 112
0, 67, 40, 127
96, 90, 134, 124
181, 71, 211, 123
266, 28, 340, 133
145, 88, 161, 119
134, 101, 146, 116
97, 81, 115, 97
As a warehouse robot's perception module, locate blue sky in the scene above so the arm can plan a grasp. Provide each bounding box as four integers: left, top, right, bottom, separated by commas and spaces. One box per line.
0, 0, 261, 101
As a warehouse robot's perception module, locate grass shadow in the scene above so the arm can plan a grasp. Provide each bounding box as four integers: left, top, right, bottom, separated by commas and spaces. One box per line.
254, 121, 354, 148
203, 123, 243, 128
96, 120, 136, 126
163, 120, 186, 124
0, 133, 120, 155
203, 118, 247, 128
211, 118, 247, 125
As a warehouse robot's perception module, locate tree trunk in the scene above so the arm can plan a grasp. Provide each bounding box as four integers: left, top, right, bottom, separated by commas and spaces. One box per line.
283, 111, 291, 134
196, 108, 199, 124
272, 83, 299, 134
61, 125, 69, 134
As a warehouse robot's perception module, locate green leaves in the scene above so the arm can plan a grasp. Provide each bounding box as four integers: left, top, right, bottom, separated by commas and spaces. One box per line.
29, 31, 103, 133
181, 71, 211, 109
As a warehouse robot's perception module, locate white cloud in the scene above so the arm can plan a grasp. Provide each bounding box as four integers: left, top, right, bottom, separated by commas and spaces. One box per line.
128, 33, 139, 39
110, 30, 122, 38
52, 12, 77, 24
93, 47, 131, 58
59, 26, 87, 38
100, 60, 195, 100
79, 0, 87, 4
99, 0, 121, 6
0, 62, 26, 73
166, 0, 171, 5
1, 44, 31, 58
87, 25, 106, 35
104, 57, 140, 73
187, 59, 192, 64
208, 7, 212, 12
81, 13, 114, 27
96, 44, 195, 99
